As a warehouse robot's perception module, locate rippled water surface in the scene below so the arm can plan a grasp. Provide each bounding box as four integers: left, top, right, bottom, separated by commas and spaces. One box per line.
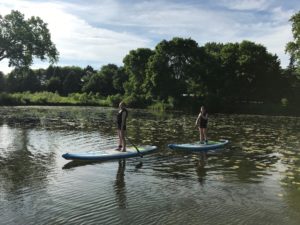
0, 106, 300, 225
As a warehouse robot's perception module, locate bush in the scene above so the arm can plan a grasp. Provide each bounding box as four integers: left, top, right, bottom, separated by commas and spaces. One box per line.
0, 92, 18, 105
107, 94, 123, 107
148, 98, 175, 111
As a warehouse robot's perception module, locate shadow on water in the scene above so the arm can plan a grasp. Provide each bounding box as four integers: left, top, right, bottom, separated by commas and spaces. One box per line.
62, 159, 105, 170
62, 158, 144, 171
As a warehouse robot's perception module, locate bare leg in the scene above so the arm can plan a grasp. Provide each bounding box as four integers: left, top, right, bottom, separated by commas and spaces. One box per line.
199, 128, 204, 143
203, 128, 207, 143
198, 127, 202, 142
117, 130, 122, 150
120, 130, 126, 152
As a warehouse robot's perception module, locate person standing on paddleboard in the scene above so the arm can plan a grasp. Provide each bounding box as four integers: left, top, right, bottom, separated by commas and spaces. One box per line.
195, 106, 208, 144
116, 102, 128, 152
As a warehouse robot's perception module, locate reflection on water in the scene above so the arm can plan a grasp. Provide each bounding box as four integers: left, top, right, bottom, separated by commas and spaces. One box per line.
0, 106, 300, 225
195, 152, 207, 185
114, 159, 127, 209
0, 125, 55, 195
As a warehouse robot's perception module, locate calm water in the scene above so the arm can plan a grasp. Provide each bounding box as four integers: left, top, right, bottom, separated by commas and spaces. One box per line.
0, 106, 300, 225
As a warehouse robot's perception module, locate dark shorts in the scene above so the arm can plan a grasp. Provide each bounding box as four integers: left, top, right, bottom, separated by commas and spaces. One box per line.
199, 121, 207, 128
117, 124, 126, 130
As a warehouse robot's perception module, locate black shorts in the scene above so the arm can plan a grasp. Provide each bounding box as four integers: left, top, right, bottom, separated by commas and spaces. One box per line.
117, 124, 126, 130
199, 121, 207, 128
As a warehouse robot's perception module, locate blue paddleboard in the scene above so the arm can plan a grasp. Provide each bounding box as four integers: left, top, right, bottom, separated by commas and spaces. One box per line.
62, 145, 157, 161
168, 140, 229, 151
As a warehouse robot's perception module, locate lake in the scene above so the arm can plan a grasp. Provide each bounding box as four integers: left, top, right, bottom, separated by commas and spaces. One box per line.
0, 106, 300, 225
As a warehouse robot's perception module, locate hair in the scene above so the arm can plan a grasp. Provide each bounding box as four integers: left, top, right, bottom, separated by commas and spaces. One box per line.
119, 101, 126, 108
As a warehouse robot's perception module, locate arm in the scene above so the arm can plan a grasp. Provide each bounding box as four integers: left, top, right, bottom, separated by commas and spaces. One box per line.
195, 113, 201, 126
201, 113, 208, 120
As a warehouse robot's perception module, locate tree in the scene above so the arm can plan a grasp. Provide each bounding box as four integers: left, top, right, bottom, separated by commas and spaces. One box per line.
46, 76, 62, 93
82, 64, 126, 96
59, 66, 84, 95
0, 71, 5, 92
22, 69, 41, 92
99, 64, 119, 96
237, 41, 281, 102
145, 37, 206, 101
84, 65, 95, 74
285, 11, 300, 105
62, 70, 83, 95
204, 41, 282, 104
6, 68, 41, 92
82, 72, 103, 94
0, 10, 59, 68
123, 48, 154, 96
113, 67, 128, 94
286, 10, 300, 72
34, 68, 47, 90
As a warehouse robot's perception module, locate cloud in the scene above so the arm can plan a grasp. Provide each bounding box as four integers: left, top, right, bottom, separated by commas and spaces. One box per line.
218, 0, 271, 11
250, 24, 292, 66
0, 0, 298, 74
0, 0, 151, 72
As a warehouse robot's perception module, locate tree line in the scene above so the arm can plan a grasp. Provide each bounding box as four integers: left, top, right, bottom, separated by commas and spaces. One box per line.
1, 10, 300, 113
0, 38, 297, 109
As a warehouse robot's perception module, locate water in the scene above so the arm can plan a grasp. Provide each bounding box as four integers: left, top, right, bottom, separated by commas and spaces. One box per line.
0, 106, 300, 225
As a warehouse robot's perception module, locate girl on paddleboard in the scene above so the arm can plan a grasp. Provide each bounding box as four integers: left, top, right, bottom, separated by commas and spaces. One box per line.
116, 101, 128, 152
195, 106, 208, 144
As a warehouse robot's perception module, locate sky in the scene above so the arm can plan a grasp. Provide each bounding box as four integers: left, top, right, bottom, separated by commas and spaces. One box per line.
0, 0, 299, 74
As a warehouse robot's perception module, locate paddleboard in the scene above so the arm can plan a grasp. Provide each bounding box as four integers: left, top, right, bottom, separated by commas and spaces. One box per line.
62, 145, 157, 161
168, 139, 229, 151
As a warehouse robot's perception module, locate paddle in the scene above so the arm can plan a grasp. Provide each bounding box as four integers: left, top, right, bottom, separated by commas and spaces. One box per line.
126, 135, 143, 158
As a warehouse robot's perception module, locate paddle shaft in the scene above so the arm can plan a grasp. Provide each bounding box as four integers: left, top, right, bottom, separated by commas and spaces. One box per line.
126, 136, 143, 158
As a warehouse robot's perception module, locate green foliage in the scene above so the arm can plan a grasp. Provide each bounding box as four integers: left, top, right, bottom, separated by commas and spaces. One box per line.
204, 41, 282, 104
6, 68, 41, 92
0, 92, 112, 106
46, 76, 62, 93
145, 37, 206, 100
0, 71, 5, 92
0, 92, 17, 105
1, 28, 299, 114
106, 94, 123, 107
62, 70, 83, 95
99, 64, 124, 96
148, 97, 175, 111
123, 94, 151, 108
123, 48, 154, 97
285, 11, 300, 106
0, 10, 59, 68
82, 72, 102, 93
113, 67, 128, 94
82, 64, 127, 96
68, 92, 108, 106
286, 10, 300, 72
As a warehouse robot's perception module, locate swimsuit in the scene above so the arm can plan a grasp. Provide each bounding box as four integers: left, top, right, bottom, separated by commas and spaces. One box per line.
199, 113, 208, 128
117, 108, 128, 130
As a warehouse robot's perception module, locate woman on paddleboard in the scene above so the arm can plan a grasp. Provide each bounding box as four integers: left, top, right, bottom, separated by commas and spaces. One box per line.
195, 106, 208, 144
116, 101, 128, 152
